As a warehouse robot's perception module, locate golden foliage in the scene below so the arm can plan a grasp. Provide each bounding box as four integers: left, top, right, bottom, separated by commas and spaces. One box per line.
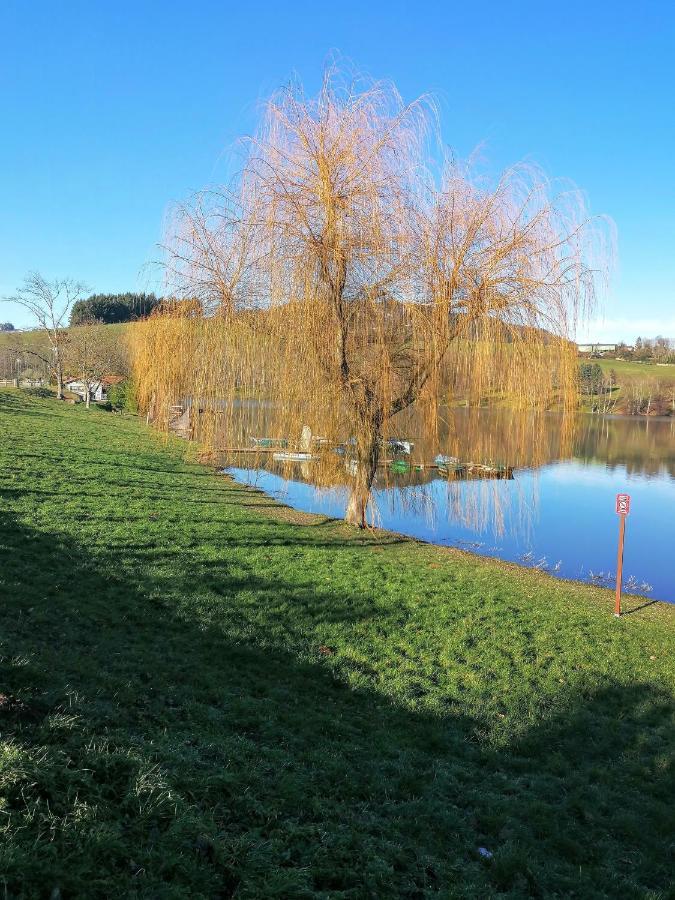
131, 70, 610, 525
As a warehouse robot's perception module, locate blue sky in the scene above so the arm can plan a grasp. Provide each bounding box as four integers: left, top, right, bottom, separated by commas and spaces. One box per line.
1, 0, 673, 340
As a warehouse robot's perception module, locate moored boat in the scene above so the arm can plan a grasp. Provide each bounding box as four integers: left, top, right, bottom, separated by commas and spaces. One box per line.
272, 451, 317, 462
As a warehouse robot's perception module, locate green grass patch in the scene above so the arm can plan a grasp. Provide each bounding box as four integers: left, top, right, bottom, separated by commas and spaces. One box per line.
0, 389, 673, 898
594, 358, 675, 382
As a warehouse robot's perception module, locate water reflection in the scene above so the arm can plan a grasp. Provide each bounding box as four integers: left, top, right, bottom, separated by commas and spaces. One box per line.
218, 410, 675, 603
574, 414, 675, 478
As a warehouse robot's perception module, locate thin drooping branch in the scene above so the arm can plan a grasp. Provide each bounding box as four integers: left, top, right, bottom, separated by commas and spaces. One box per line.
131, 69, 611, 527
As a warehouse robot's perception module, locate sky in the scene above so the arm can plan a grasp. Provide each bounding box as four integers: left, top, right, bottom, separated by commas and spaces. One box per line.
1, 0, 674, 341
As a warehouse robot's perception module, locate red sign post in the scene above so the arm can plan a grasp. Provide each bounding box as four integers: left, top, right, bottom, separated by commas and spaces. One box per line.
614, 494, 631, 616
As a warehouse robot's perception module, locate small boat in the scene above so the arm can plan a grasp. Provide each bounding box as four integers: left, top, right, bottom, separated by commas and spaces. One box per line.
462, 462, 512, 478
435, 454, 465, 476
385, 438, 414, 456
437, 462, 466, 477
390, 459, 410, 474
434, 454, 461, 466
437, 458, 513, 479
272, 451, 316, 462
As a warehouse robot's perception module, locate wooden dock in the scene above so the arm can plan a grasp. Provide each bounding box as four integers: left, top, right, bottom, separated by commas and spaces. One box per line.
201, 448, 512, 478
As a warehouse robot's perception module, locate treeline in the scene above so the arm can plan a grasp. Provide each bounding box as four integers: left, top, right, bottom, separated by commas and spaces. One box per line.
632, 336, 675, 363
595, 336, 675, 364
70, 293, 161, 325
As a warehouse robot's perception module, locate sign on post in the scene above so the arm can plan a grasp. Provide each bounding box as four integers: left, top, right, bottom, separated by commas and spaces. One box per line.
614, 493, 630, 616
616, 494, 631, 516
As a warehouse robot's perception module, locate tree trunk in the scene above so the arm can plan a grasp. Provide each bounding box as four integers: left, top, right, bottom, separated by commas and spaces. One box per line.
85, 389, 90, 409
55, 359, 63, 400
146, 391, 157, 425
345, 432, 380, 528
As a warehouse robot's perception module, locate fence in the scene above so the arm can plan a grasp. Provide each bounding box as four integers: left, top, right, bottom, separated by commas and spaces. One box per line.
0, 379, 48, 388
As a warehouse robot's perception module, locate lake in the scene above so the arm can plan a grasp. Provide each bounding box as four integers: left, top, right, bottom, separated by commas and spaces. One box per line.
222, 411, 675, 603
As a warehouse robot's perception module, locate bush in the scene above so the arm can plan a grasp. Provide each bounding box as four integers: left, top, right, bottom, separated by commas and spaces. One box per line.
578, 362, 604, 395
23, 387, 53, 399
107, 380, 138, 413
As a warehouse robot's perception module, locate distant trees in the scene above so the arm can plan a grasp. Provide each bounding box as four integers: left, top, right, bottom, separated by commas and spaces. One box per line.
0, 347, 17, 379
614, 335, 675, 364
651, 336, 675, 363
0, 322, 14, 332
2, 273, 88, 399
70, 293, 161, 325
625, 378, 675, 416
578, 363, 622, 413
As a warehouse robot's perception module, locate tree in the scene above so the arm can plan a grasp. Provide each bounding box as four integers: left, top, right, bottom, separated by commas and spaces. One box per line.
70, 293, 161, 326
0, 322, 14, 332
579, 362, 604, 396
3, 274, 87, 399
132, 72, 606, 526
65, 321, 127, 408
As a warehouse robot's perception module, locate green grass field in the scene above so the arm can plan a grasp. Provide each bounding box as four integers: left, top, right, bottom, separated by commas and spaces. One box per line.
1, 389, 673, 898
594, 358, 675, 381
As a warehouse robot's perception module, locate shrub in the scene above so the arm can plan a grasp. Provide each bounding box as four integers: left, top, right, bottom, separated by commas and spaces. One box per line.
107, 380, 138, 413
24, 387, 53, 399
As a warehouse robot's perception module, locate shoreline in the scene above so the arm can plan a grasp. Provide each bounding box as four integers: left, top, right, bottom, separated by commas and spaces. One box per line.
215, 463, 675, 615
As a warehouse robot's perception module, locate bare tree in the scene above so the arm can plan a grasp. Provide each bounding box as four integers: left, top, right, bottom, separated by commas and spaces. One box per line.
132, 71, 609, 526
65, 320, 125, 408
3, 273, 87, 399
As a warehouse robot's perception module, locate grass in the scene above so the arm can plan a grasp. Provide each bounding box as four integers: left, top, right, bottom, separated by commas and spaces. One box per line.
0, 389, 673, 899
594, 358, 675, 382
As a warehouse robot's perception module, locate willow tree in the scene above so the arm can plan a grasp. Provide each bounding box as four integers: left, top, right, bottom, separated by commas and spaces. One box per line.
133, 72, 605, 526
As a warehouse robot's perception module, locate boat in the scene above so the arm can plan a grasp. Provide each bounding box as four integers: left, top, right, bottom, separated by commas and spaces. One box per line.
436, 456, 513, 479
272, 451, 317, 462
390, 458, 410, 474
385, 438, 414, 456
434, 454, 461, 466
435, 454, 466, 476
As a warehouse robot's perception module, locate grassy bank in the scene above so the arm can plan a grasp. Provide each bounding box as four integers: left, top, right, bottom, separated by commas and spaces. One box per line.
582, 358, 675, 415
1, 389, 673, 898
595, 358, 675, 383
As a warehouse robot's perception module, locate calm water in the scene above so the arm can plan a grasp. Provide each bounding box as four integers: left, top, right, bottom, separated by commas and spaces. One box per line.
223, 412, 675, 603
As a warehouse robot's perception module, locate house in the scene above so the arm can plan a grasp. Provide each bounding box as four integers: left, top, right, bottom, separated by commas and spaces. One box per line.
577, 342, 618, 354
63, 374, 124, 403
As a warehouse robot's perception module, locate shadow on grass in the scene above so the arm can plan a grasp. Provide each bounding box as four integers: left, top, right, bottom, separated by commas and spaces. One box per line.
622, 599, 661, 616
0, 505, 673, 898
